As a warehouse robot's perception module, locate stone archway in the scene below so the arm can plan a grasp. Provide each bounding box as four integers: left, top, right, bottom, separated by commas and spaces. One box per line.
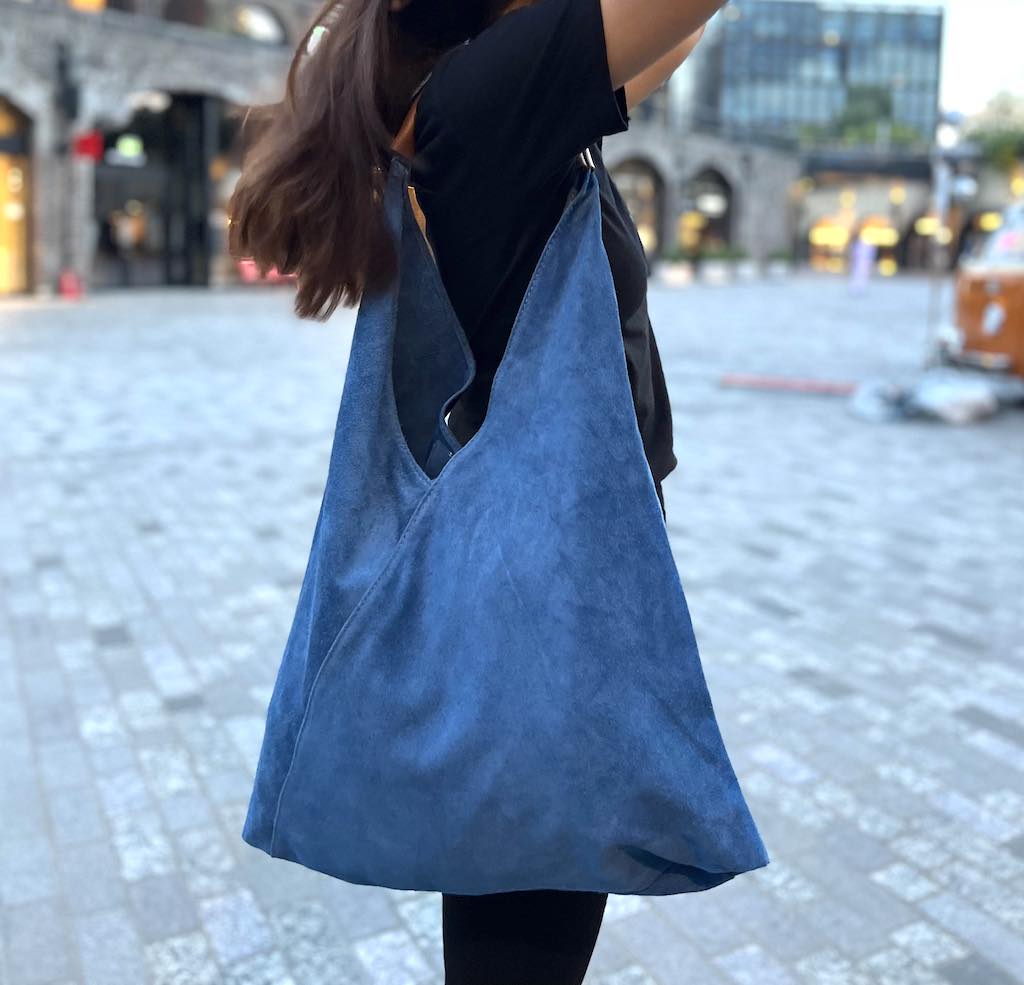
0, 95, 34, 295
679, 167, 735, 257
608, 158, 667, 257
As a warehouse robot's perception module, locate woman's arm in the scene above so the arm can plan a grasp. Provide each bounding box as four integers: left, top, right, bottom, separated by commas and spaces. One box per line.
601, 0, 723, 90
623, 24, 705, 112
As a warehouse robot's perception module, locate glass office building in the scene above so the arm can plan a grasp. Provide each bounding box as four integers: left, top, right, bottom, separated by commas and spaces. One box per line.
693, 0, 943, 150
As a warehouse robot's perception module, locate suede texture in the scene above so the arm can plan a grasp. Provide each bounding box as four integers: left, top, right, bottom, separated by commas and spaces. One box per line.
241, 154, 770, 895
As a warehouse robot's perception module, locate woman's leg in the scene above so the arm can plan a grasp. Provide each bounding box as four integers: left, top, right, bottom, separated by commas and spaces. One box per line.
442, 889, 608, 985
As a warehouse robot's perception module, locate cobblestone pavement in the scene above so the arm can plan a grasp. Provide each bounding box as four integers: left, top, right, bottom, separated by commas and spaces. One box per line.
1, 275, 1022, 985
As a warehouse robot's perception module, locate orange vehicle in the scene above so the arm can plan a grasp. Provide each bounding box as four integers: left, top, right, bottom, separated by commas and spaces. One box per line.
941, 202, 1024, 378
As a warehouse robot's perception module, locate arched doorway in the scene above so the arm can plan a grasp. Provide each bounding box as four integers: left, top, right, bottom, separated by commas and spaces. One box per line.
609, 159, 665, 256
902, 211, 941, 271
0, 96, 32, 295
93, 92, 243, 288
679, 168, 734, 258
807, 214, 851, 272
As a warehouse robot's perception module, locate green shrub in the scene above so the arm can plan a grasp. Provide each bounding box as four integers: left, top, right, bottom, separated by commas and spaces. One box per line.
698, 244, 748, 261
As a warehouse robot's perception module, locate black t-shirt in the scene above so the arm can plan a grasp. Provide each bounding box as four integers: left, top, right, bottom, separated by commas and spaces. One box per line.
410, 0, 677, 484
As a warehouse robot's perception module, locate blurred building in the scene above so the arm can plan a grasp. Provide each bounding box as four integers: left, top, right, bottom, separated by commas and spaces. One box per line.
602, 123, 800, 266
1, 0, 958, 295
619, 0, 948, 273
698, 0, 942, 148
3, 0, 803, 296
1, 0, 311, 295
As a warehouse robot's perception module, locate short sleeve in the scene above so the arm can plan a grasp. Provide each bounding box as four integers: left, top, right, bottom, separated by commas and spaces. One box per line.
428, 0, 630, 187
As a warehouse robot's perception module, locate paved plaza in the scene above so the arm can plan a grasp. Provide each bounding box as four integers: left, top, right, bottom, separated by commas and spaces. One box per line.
1, 275, 1022, 985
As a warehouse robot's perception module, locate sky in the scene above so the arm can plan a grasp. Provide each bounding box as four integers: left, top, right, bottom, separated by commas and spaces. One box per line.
936, 0, 1024, 114
819, 0, 1024, 115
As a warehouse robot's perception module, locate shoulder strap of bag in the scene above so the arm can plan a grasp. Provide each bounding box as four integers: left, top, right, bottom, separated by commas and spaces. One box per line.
390, 69, 596, 262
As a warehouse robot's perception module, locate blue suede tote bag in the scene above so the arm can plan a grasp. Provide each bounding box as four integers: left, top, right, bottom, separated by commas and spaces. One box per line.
241, 120, 770, 896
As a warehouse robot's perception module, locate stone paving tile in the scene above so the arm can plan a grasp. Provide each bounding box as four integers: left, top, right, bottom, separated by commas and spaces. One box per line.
58, 838, 130, 915
75, 908, 148, 985
919, 892, 1024, 983
0, 836, 59, 907
46, 784, 108, 846
145, 932, 220, 985
936, 953, 1024, 985
2, 898, 75, 985
612, 905, 704, 975
1, 280, 1022, 984
716, 943, 799, 985
127, 874, 202, 943
588, 918, 646, 979
219, 950, 292, 985
272, 900, 373, 985
199, 889, 273, 965
795, 949, 871, 985
352, 928, 434, 985
596, 967, 660, 985
394, 893, 445, 972
858, 947, 947, 985
869, 862, 939, 903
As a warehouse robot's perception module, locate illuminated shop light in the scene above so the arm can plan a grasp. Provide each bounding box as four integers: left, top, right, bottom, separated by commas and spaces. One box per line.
105, 134, 147, 167
978, 212, 1003, 233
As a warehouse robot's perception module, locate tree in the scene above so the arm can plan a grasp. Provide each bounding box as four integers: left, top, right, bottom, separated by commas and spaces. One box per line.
798, 86, 926, 149
965, 91, 1024, 172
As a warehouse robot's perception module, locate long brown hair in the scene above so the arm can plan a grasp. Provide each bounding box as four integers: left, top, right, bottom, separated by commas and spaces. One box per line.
227, 0, 507, 321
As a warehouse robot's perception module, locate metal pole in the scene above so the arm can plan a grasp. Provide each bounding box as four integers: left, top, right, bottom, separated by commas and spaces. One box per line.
924, 154, 952, 367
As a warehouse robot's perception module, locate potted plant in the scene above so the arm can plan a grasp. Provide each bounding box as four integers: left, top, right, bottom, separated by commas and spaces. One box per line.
654, 243, 695, 287
697, 243, 747, 284
765, 249, 794, 278
734, 248, 759, 281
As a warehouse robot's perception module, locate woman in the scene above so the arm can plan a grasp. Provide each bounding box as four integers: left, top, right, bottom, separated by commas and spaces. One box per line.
230, 1, 727, 981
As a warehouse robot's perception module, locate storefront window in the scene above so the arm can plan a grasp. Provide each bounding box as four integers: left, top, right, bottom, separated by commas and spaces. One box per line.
93, 94, 248, 289
0, 97, 31, 295
163, 0, 206, 27
66, 0, 137, 10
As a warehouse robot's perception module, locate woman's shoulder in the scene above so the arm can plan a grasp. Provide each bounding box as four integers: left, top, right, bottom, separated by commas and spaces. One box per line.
413, 42, 467, 148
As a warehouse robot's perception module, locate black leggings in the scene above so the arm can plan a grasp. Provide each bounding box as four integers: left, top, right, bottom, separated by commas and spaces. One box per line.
442, 890, 609, 985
